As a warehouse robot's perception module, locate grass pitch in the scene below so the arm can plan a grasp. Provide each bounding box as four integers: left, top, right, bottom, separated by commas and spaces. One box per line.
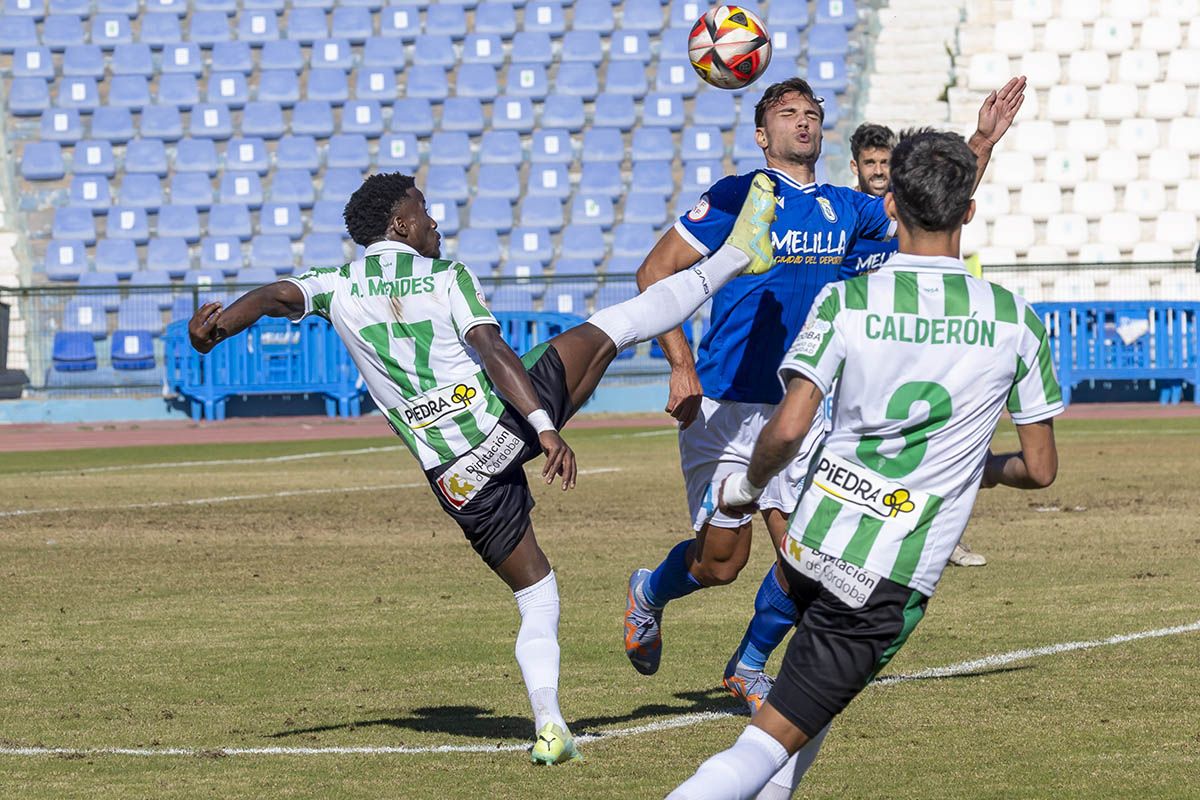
0, 417, 1198, 799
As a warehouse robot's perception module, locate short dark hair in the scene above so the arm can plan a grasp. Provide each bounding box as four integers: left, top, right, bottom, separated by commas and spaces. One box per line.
849, 123, 897, 162
343, 172, 416, 247
888, 128, 976, 233
754, 78, 825, 128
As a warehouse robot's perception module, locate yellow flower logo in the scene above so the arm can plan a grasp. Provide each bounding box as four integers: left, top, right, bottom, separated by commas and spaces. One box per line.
451, 384, 477, 405
882, 489, 916, 517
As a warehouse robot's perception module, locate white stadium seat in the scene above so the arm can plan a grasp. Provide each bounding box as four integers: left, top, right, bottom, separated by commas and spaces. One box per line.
1131, 242, 1177, 262
1026, 245, 1068, 263
1073, 181, 1118, 218
1159, 270, 1200, 301
1160, 0, 1200, 21
973, 183, 1012, 220
1041, 19, 1086, 54
1147, 149, 1189, 186
968, 53, 1012, 91
1092, 18, 1134, 53
1053, 273, 1099, 299
993, 19, 1034, 54
1014, 120, 1056, 156
1097, 83, 1139, 120
993, 214, 1036, 253
1011, 0, 1053, 22
1068, 50, 1111, 87
1167, 117, 1200, 153
1155, 211, 1199, 250
1019, 183, 1063, 219
1046, 213, 1090, 251
1096, 150, 1139, 184
1107, 0, 1151, 19
1165, 50, 1200, 84
977, 246, 1018, 265
960, 219, 989, 254
1143, 82, 1188, 119
1097, 212, 1142, 249
993, 271, 1045, 302
1046, 84, 1090, 121
1061, 0, 1102, 21
1122, 180, 1168, 218
988, 151, 1036, 189
1019, 52, 1062, 89
1117, 118, 1161, 155
1177, 180, 1200, 214
1188, 19, 1200, 48
1066, 119, 1111, 157
1042, 150, 1088, 187
1108, 272, 1153, 301
1140, 17, 1183, 51
1117, 50, 1162, 86
1076, 243, 1123, 264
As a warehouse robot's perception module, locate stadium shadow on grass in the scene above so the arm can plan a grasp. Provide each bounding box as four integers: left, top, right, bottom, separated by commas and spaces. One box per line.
267, 689, 736, 741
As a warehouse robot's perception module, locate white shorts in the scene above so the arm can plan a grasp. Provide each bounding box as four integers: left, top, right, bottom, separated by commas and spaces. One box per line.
680, 396, 826, 531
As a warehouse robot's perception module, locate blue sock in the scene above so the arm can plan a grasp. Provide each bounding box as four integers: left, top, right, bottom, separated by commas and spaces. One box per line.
734, 567, 798, 672
642, 539, 702, 609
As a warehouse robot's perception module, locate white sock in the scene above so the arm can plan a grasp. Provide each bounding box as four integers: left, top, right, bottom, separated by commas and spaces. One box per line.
753, 723, 830, 800
588, 243, 750, 351
513, 570, 566, 733
667, 725, 790, 800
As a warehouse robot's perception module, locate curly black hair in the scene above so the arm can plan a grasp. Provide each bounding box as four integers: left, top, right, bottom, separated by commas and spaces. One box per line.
849, 123, 897, 163
890, 128, 976, 233
342, 172, 416, 247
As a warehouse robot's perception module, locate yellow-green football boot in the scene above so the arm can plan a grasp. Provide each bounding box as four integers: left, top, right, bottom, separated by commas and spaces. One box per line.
727, 171, 778, 275
529, 722, 583, 766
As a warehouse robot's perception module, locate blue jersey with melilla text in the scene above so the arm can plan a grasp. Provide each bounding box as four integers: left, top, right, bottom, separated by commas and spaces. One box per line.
840, 235, 899, 278
674, 168, 895, 404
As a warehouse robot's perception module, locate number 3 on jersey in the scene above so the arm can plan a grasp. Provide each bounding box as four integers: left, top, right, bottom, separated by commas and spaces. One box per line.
856, 381, 953, 479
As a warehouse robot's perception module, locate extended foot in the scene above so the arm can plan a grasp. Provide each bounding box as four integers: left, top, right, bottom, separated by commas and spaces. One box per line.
949, 542, 987, 567
623, 568, 663, 676
530, 722, 582, 765
728, 171, 778, 275
723, 654, 775, 714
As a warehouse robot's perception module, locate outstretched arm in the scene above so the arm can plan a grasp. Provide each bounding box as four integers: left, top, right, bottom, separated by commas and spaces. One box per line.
465, 324, 576, 490
188, 280, 306, 354
968, 75, 1027, 192
982, 419, 1058, 489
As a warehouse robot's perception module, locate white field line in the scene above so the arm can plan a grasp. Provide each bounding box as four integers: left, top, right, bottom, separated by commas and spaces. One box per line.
22, 446, 408, 477
0, 619, 1194, 758
0, 468, 621, 519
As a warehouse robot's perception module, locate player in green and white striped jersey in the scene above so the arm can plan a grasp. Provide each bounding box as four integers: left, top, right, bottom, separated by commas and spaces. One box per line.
187, 171, 780, 768
669, 131, 1061, 800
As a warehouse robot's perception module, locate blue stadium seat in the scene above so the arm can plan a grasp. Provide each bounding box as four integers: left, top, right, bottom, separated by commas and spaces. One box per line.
326, 133, 370, 170
389, 98, 435, 135
682, 159, 723, 196
492, 96, 534, 132
461, 33, 503, 65
456, 63, 497, 99
561, 225, 606, 264
90, 107, 134, 143
571, 0, 613, 32
440, 97, 485, 134
146, 0, 186, 16
355, 67, 398, 101
489, 284, 539, 312
551, 258, 597, 283
310, 38, 354, 71
425, 4, 467, 39
268, 168, 316, 207
224, 136, 269, 174
236, 10, 279, 44
302, 233, 347, 266
631, 127, 675, 161
821, 93, 841, 130
241, 0, 283, 12
208, 203, 253, 240
426, 165, 468, 205
291, 100, 334, 137
274, 135, 320, 173
3, 0, 43, 20
249, 234, 295, 272
110, 329, 156, 369
468, 197, 514, 233
474, 1, 516, 38
631, 160, 672, 197
426, 198, 460, 236
285, 7, 328, 43
578, 161, 622, 199
43, 240, 88, 281
212, 41, 254, 73
478, 130, 522, 165
816, 0, 856, 27
218, 171, 263, 207
808, 23, 849, 56
206, 72, 248, 107
561, 30, 603, 64
340, 100, 383, 136
77, 272, 122, 312
412, 34, 456, 69
138, 105, 182, 141
528, 164, 569, 199
509, 226, 553, 265
94, 238, 139, 278
90, 13, 132, 49
428, 131, 471, 166
681, 125, 724, 161
555, 62, 600, 99
194, 0, 237, 13
0, 17, 38, 53
609, 29, 651, 61
159, 74, 201, 109
808, 56, 848, 94
68, 175, 111, 212
579, 127, 623, 163
519, 196, 564, 232
57, 77, 100, 113
7, 77, 50, 116
768, 26, 802, 59
595, 280, 639, 310
543, 284, 590, 315
157, 203, 201, 241
174, 137, 218, 176
138, 12, 182, 47
241, 101, 285, 139
642, 92, 686, 129
200, 235, 243, 272
161, 44, 202, 75
124, 138, 168, 176
380, 4, 420, 40
693, 91, 737, 128
331, 6, 372, 43
72, 139, 115, 176
612, 222, 655, 259
259, 39, 303, 70
116, 298, 163, 336
14, 47, 54, 79
43, 14, 85, 51
538, 94, 585, 133
147, 237, 191, 277
523, 1, 564, 35
54, 331, 99, 369
235, 266, 280, 285
475, 164, 519, 201
376, 133, 419, 170
733, 125, 761, 160
625, 191, 669, 227
189, 10, 231, 46
106, 206, 150, 242
128, 269, 175, 310
39, 108, 82, 143
456, 228, 502, 272
656, 60, 700, 97
570, 194, 615, 229
309, 200, 345, 234
320, 168, 363, 202
593, 94, 636, 131
62, 44, 105, 78
509, 32, 552, 67
405, 64, 450, 101
53, 206, 97, 244
360, 36, 405, 70
21, 141, 64, 180
257, 70, 301, 107
605, 60, 648, 97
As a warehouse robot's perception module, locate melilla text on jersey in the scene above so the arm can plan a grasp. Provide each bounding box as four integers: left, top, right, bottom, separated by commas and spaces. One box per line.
770, 228, 848, 265
865, 313, 997, 347
348, 275, 437, 298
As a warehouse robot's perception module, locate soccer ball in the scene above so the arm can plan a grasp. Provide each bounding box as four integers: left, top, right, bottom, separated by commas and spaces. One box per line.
688, 5, 772, 90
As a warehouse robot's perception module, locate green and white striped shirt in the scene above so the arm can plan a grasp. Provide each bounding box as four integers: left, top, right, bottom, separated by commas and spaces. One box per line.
285, 240, 506, 471
779, 253, 1063, 596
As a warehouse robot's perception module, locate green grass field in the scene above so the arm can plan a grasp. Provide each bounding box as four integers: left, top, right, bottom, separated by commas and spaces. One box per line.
1, 417, 1198, 799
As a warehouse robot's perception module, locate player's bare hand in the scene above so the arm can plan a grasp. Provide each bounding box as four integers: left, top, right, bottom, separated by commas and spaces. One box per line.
666, 367, 704, 429
718, 473, 761, 517
980, 450, 1001, 489
539, 430, 577, 491
975, 76, 1026, 146
188, 301, 224, 353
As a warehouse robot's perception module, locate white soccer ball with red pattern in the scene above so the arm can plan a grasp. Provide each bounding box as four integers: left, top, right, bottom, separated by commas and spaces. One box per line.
688, 5, 772, 90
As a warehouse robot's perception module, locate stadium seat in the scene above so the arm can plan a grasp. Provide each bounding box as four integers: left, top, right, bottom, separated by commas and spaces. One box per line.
91, 13, 133, 49
223, 137, 268, 175
257, 70, 302, 108
1052, 272, 1099, 300
692, 91, 737, 128
200, 235, 243, 272
171, 162, 217, 205
527, 164, 569, 199
37, 108, 82, 144
306, 69, 349, 106
681, 125, 725, 161
138, 105, 183, 141
489, 284, 540, 312
156, 204, 200, 242
380, 4, 420, 40
537, 94, 584, 133
570, 195, 615, 229
1072, 181, 1118, 218
1118, 49, 1161, 86
1165, 49, 1200, 84
519, 196, 564, 232
53, 332, 98, 370
53, 206, 97, 244
1040, 18, 1085, 54
682, 160, 723, 196
506, 62, 549, 100
212, 41, 254, 74
106, 206, 151, 243
509, 31, 553, 68
116, 172, 163, 212
248, 234, 295, 273
579, 162, 622, 199
94, 238, 139, 278
372, 133, 417, 171
139, 12, 182, 47
611, 223, 655, 260
631, 127, 676, 162
68, 175, 112, 213
1092, 17, 1133, 53
1044, 84, 1088, 122
426, 164, 469, 203
237, 101, 284, 139
63, 296, 109, 338
475, 2, 517, 38
57, 77, 100, 114
208, 203, 254, 240
320, 168, 364, 202
625, 192, 669, 228
311, 39, 355, 73
561, 225, 606, 264
808, 56, 849, 94
78, 272, 123, 313
595, 280, 639, 310
303, 233, 348, 266
993, 19, 1033, 54
816, 0, 856, 27
461, 33, 503, 65
605, 61, 649, 97
1155, 212, 1199, 251
91, 107, 138, 144
425, 131, 470, 166
43, 14, 86, 51
1122, 181, 1167, 219
161, 44, 202, 76
0, 16, 38, 53
427, 198, 460, 236
1041, 151, 1087, 188
992, 215, 1036, 254
123, 138, 169, 177
426, 4, 467, 40
632, 160, 674, 198
1045, 213, 1089, 252
265, 169, 314, 208
309, 200, 346, 234
476, 164, 520, 201
110, 329, 156, 369
331, 6, 372, 42
7, 78, 50, 116
468, 197, 514, 233
62, 44, 105, 78
259, 40, 303, 71
291, 100, 335, 138
325, 134, 369, 171
1176, 180, 1200, 216
387, 98, 434, 137
543, 284, 590, 315
1063, 118, 1109, 158
71, 139, 115, 177
260, 203, 303, 239
509, 227, 554, 265
573, 0, 613, 32
642, 93, 686, 129
355, 67, 398, 102
190, 10, 232, 46
267, 137, 318, 175
438, 97, 483, 135
143, 238, 189, 278
44, 240, 88, 281
971, 184, 1011, 222
286, 7, 328, 43
1143, 83, 1187, 120
21, 141, 64, 181
490, 96, 535, 132
808, 23, 849, 56
14, 47, 54, 80
1117, 118, 1160, 156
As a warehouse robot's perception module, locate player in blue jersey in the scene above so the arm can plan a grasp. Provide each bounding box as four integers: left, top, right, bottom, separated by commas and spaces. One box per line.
623, 76, 1027, 719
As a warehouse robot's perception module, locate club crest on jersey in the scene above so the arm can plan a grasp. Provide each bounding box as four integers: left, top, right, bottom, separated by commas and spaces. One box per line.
810, 450, 931, 524
816, 197, 837, 223
687, 196, 711, 222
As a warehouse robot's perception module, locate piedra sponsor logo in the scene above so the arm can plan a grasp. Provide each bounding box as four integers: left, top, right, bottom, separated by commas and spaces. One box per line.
404, 383, 479, 430
812, 451, 921, 520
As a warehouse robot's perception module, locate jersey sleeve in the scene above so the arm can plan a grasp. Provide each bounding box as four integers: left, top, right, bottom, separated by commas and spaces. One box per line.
778, 282, 846, 396
1007, 304, 1065, 424
847, 189, 897, 242
282, 267, 342, 321
672, 173, 752, 257
447, 262, 500, 340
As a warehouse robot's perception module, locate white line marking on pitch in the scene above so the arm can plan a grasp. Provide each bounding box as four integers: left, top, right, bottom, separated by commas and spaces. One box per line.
21, 446, 408, 477
0, 468, 622, 519
1, 619, 1194, 758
